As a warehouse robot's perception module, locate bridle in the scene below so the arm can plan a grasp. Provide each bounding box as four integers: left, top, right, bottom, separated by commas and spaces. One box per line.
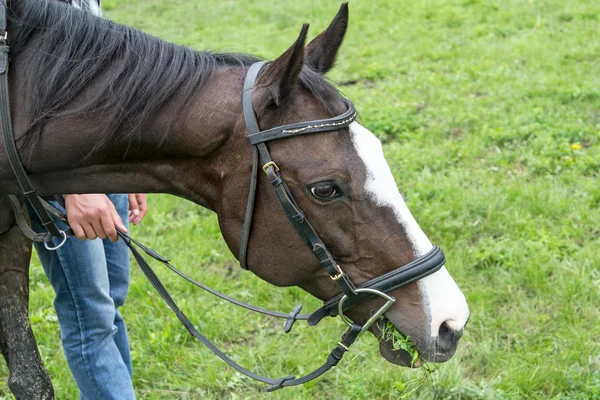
238, 61, 447, 332
131, 62, 446, 389
0, 5, 446, 386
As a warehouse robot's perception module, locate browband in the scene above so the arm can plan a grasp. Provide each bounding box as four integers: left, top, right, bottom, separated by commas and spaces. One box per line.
248, 99, 357, 144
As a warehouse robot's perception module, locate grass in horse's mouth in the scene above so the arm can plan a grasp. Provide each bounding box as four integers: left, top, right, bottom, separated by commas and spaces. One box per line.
379, 319, 421, 367
378, 318, 438, 397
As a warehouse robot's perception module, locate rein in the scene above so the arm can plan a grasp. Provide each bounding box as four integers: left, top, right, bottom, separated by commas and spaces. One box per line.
0, 3, 446, 388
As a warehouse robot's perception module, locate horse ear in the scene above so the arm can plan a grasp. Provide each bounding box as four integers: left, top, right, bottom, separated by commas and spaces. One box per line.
255, 24, 309, 107
305, 3, 349, 74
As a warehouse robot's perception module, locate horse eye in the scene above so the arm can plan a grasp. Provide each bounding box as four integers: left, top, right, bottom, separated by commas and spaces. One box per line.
310, 184, 339, 201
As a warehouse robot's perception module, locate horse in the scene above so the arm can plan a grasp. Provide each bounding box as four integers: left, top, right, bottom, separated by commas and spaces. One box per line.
0, 0, 470, 398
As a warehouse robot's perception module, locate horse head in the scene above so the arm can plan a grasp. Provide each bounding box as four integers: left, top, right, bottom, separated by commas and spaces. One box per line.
216, 4, 470, 367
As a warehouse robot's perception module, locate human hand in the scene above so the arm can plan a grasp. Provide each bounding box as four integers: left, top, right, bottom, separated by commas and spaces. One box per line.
65, 194, 127, 242
128, 194, 148, 225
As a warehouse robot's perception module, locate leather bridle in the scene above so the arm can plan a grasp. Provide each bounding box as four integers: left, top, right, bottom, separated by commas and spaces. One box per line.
238, 61, 447, 332
0, 3, 446, 387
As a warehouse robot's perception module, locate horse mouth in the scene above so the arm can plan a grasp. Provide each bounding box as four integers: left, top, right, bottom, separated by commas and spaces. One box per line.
375, 318, 422, 368
375, 315, 461, 367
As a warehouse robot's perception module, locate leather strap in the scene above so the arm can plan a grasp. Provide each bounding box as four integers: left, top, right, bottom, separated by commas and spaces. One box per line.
258, 142, 357, 297
121, 229, 363, 391
0, 2, 64, 242
7, 195, 74, 243
248, 99, 356, 145
308, 245, 446, 325
238, 145, 258, 270
241, 61, 357, 297
0, 2, 6, 75
238, 61, 268, 269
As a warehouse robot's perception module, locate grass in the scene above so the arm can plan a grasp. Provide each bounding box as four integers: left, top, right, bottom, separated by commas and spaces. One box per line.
380, 320, 420, 367
1, 0, 600, 398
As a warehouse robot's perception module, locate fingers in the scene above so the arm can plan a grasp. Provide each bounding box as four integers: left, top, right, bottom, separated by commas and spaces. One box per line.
65, 194, 127, 242
135, 194, 148, 223
110, 200, 128, 238
100, 204, 118, 242
81, 222, 98, 241
128, 193, 139, 223
90, 218, 106, 240
128, 193, 148, 225
70, 222, 87, 241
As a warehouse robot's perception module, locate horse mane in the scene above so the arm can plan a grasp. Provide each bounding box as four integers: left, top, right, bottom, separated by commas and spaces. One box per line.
7, 0, 338, 158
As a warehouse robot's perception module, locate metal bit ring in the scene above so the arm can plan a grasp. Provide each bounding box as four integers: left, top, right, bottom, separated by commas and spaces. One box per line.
338, 288, 396, 333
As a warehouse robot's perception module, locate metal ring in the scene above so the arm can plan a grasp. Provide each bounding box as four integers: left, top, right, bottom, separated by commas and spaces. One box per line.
338, 288, 395, 333
44, 230, 67, 251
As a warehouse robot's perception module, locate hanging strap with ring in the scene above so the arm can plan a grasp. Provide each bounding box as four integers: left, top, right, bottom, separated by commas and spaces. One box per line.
0, 2, 67, 248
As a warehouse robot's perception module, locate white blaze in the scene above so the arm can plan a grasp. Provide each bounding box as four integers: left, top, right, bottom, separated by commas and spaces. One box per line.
349, 122, 469, 337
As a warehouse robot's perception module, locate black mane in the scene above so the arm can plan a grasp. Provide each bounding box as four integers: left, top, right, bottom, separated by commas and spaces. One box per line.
8, 0, 338, 157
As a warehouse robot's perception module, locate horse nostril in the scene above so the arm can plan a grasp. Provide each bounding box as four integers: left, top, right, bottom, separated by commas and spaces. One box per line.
438, 321, 464, 344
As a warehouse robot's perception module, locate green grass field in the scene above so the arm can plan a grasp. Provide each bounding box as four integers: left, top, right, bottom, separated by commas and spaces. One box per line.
2, 0, 600, 398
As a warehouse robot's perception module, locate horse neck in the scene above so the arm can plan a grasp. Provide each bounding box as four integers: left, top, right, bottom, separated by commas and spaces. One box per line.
1, 67, 246, 210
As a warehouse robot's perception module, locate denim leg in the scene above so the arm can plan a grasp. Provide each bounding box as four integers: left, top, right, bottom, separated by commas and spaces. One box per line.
29, 195, 135, 400
103, 194, 132, 377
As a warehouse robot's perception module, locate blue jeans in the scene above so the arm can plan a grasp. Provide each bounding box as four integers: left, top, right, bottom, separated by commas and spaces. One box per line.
29, 194, 135, 400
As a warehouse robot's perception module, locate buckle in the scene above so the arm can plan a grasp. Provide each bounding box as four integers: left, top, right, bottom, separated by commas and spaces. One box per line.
266, 375, 295, 392
283, 304, 303, 333
262, 161, 279, 173
330, 264, 345, 281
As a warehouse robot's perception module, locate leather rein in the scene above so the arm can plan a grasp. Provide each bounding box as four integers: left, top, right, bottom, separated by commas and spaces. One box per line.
0, 3, 446, 388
